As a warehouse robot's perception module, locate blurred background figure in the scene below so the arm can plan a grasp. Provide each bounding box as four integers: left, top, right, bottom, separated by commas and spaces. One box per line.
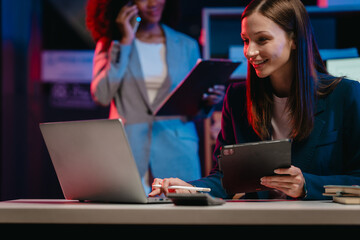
86, 0, 225, 193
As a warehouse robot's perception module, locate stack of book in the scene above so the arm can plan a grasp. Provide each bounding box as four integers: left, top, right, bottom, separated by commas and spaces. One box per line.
323, 185, 360, 204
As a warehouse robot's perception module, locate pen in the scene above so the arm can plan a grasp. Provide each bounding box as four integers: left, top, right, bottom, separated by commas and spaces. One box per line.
152, 184, 211, 192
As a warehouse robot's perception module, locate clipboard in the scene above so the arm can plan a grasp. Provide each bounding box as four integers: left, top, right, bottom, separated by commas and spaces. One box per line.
154, 59, 241, 116
219, 139, 292, 194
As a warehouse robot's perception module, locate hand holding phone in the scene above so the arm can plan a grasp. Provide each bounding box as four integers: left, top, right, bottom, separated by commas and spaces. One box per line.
115, 1, 142, 45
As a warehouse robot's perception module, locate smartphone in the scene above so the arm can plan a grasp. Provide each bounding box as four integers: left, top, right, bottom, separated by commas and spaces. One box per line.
128, 0, 141, 32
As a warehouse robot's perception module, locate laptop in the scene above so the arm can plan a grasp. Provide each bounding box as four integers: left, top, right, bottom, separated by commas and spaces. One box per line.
40, 118, 170, 204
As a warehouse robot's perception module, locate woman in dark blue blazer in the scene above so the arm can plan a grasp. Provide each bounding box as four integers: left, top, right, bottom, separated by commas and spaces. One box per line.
149, 0, 360, 200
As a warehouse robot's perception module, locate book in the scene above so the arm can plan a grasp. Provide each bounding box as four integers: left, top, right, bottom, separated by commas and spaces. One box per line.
333, 196, 360, 205
324, 185, 360, 196
323, 185, 360, 205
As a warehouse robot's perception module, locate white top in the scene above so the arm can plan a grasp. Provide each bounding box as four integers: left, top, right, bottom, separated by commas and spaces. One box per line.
135, 39, 168, 104
271, 95, 292, 140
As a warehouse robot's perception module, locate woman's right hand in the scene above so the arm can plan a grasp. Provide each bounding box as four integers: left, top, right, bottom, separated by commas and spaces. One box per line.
115, 4, 139, 45
148, 178, 196, 197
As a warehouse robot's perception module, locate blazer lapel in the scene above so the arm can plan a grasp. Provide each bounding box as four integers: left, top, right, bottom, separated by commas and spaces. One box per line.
128, 25, 183, 113
292, 98, 326, 173
151, 75, 171, 111
128, 43, 152, 110
162, 24, 182, 91
150, 25, 180, 111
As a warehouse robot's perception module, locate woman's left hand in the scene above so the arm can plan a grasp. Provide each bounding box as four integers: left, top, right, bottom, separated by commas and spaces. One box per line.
260, 165, 306, 198
203, 85, 226, 106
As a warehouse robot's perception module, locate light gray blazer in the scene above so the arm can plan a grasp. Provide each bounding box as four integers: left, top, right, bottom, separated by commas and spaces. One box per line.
91, 24, 202, 182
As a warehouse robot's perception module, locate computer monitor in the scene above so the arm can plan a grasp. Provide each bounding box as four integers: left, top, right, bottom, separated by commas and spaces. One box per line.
326, 58, 360, 82
202, 6, 360, 60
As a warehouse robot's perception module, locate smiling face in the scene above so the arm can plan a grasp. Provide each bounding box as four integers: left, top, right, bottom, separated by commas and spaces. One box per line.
134, 0, 166, 24
241, 12, 296, 81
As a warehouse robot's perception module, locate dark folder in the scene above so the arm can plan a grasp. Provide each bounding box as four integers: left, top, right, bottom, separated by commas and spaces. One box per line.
154, 59, 241, 116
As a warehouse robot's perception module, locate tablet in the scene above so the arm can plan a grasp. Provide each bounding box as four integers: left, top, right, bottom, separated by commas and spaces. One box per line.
219, 139, 292, 194
154, 59, 241, 116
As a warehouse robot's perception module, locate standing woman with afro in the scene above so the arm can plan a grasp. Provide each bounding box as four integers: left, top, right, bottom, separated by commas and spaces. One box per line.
86, 0, 225, 193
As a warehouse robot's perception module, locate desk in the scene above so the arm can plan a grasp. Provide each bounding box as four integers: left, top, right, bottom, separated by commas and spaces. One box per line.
0, 199, 359, 234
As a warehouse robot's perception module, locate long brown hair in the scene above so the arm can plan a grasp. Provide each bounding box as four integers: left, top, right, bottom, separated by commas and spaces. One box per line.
242, 0, 341, 141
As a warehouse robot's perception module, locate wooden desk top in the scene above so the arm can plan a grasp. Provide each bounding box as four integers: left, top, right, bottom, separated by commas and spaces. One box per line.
0, 199, 359, 225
